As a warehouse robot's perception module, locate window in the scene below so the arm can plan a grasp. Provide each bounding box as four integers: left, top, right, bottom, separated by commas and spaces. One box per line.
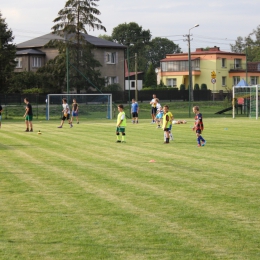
131, 81, 135, 88
250, 76, 258, 85
33, 57, 42, 67
233, 76, 240, 85
15, 57, 22, 68
166, 78, 177, 87
192, 59, 200, 70
161, 60, 192, 72
222, 76, 226, 86
222, 58, 226, 68
257, 63, 260, 71
106, 52, 116, 64
106, 76, 118, 85
234, 59, 241, 69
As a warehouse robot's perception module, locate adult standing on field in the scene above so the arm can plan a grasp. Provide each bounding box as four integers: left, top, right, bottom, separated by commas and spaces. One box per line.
23, 97, 33, 132
150, 94, 157, 123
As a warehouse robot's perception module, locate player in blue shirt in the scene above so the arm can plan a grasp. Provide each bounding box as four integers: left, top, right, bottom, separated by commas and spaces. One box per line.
131, 98, 139, 123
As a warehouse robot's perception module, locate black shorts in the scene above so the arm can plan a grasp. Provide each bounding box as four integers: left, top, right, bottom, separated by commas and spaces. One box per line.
151, 107, 157, 115
196, 129, 202, 134
132, 112, 138, 118
62, 114, 70, 121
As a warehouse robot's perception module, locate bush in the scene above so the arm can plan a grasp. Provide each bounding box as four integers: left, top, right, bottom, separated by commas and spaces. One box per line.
158, 80, 167, 88
23, 88, 44, 94
201, 83, 207, 90
102, 83, 121, 91
194, 83, 200, 90
180, 84, 185, 90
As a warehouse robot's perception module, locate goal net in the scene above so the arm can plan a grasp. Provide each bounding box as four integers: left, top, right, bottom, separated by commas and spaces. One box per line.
46, 94, 112, 120
232, 85, 259, 119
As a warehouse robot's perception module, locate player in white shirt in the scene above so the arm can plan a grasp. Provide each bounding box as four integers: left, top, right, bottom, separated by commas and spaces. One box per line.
154, 98, 163, 128
57, 98, 73, 128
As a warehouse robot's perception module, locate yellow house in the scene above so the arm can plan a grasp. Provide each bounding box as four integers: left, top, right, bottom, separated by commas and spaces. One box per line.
159, 46, 260, 93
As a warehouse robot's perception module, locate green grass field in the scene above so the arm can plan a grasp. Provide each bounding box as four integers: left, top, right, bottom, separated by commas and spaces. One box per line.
0, 110, 260, 259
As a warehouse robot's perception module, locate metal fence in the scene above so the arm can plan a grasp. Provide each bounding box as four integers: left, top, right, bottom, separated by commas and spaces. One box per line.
0, 90, 229, 119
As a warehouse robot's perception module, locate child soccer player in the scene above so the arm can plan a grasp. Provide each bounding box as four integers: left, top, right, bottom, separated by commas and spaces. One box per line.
162, 105, 171, 144
131, 98, 139, 123
71, 98, 79, 124
58, 98, 73, 128
150, 94, 157, 123
23, 98, 33, 132
155, 98, 163, 128
116, 104, 126, 143
168, 110, 174, 140
192, 106, 206, 147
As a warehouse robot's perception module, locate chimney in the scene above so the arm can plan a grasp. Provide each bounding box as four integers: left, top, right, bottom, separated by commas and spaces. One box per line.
196, 48, 204, 52
209, 46, 220, 51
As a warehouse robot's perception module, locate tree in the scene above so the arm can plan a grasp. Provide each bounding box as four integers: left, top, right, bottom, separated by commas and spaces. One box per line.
98, 34, 113, 42
144, 63, 157, 87
9, 71, 39, 94
0, 11, 17, 93
230, 36, 245, 53
111, 22, 151, 72
145, 37, 181, 68
52, 0, 106, 37
40, 39, 105, 93
36, 44, 67, 93
52, 0, 106, 93
230, 25, 260, 62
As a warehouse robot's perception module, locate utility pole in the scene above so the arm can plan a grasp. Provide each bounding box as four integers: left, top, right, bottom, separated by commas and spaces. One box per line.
183, 24, 199, 117
135, 53, 138, 101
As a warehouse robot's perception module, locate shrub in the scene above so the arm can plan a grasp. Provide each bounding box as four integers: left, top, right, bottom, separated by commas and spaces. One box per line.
103, 83, 121, 91
194, 83, 200, 90
180, 84, 185, 90
201, 83, 207, 90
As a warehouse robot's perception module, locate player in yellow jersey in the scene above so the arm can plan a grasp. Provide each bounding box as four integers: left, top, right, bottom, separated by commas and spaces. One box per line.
168, 110, 174, 140
116, 104, 127, 143
162, 105, 171, 144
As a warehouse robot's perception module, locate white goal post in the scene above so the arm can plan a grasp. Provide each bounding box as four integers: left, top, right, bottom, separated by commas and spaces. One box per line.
232, 85, 259, 119
46, 94, 112, 120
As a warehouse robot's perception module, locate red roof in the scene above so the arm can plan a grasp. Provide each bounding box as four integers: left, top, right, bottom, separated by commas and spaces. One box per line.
160, 57, 200, 62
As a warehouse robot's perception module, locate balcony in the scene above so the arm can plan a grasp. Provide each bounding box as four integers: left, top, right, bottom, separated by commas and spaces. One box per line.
229, 64, 246, 71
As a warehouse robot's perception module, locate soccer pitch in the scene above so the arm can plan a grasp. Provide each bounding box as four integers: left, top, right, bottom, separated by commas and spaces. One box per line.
0, 117, 259, 259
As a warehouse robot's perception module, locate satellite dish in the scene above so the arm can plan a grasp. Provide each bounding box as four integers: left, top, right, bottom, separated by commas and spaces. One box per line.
155, 68, 159, 73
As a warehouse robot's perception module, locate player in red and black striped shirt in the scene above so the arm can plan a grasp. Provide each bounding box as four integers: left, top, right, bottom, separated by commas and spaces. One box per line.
192, 106, 206, 147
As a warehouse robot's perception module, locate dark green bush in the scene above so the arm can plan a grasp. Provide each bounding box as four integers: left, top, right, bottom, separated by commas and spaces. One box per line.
201, 83, 207, 90
180, 84, 185, 90
194, 83, 200, 90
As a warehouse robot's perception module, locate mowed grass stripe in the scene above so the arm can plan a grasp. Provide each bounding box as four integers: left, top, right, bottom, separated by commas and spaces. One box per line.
1, 119, 260, 259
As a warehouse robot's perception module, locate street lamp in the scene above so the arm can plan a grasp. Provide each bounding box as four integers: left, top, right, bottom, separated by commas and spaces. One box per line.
188, 24, 199, 117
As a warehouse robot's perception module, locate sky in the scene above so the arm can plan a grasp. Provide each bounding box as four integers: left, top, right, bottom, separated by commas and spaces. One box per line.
1, 0, 260, 53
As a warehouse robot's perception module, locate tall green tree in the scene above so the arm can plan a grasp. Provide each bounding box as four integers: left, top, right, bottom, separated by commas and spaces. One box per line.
230, 25, 260, 62
98, 34, 113, 41
52, 0, 106, 93
144, 63, 157, 88
111, 22, 151, 72
0, 11, 17, 93
145, 37, 181, 68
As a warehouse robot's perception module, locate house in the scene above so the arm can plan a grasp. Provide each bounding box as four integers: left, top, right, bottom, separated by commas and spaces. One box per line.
124, 60, 144, 90
15, 33, 127, 91
159, 46, 260, 93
